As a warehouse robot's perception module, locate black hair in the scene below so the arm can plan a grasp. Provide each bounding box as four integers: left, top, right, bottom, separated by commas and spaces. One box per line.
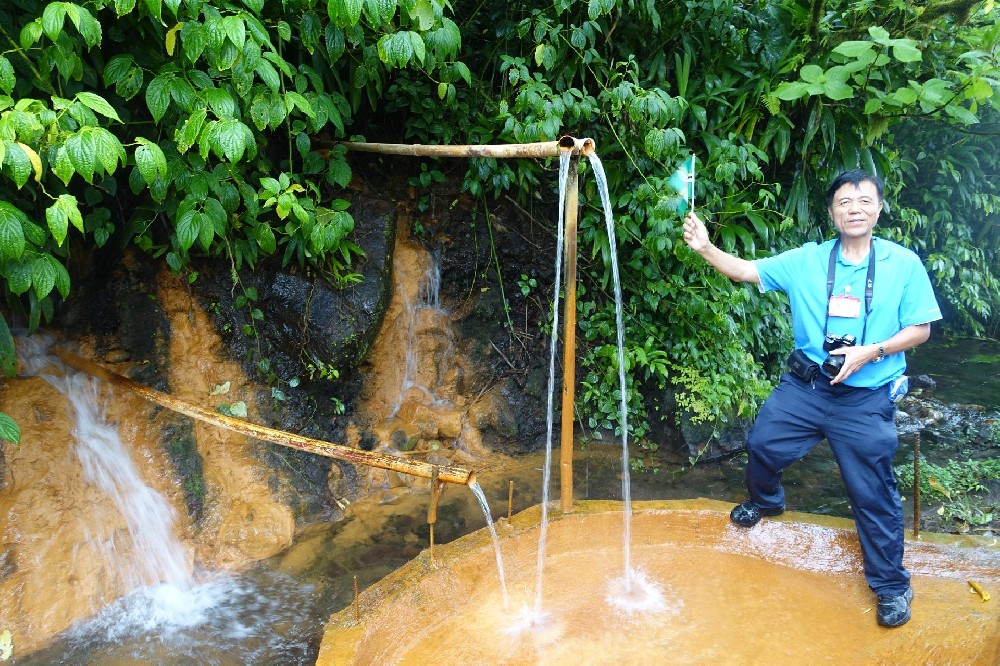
825, 169, 884, 207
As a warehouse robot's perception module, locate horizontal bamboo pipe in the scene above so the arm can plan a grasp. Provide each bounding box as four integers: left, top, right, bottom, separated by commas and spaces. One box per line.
340, 136, 595, 159
53, 349, 475, 486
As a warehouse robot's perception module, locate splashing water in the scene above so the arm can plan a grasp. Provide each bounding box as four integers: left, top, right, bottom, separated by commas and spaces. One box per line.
469, 480, 509, 608
605, 569, 671, 615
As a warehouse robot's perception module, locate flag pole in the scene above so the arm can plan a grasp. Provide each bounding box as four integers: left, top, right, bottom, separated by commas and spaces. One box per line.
689, 155, 696, 212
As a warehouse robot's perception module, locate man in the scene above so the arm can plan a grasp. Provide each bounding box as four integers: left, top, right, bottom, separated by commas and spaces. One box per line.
681, 169, 942, 627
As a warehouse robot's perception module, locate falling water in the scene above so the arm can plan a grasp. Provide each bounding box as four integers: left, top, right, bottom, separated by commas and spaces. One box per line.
15, 337, 318, 662
393, 250, 454, 415
17, 337, 191, 590
586, 154, 634, 589
469, 480, 509, 608
524, 149, 572, 624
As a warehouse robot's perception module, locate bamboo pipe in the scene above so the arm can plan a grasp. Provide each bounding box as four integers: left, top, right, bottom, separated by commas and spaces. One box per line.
559, 153, 580, 513
53, 349, 474, 486
339, 135, 595, 159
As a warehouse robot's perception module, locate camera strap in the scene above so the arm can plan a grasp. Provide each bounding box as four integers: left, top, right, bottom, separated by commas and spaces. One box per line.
824, 238, 875, 344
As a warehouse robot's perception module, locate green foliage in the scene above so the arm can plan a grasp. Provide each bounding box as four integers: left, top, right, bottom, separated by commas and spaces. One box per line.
895, 456, 1000, 532
0, 0, 469, 379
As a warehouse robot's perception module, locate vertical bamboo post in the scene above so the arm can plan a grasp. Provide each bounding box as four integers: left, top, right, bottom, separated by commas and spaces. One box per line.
913, 432, 921, 538
353, 575, 360, 622
559, 155, 580, 513
428, 466, 443, 557
508, 480, 514, 519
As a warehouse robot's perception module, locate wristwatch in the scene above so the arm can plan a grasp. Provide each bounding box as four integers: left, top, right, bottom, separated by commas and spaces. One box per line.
873, 343, 885, 363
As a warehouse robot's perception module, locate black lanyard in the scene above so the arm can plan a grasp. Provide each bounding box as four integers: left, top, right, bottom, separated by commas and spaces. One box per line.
824, 239, 875, 345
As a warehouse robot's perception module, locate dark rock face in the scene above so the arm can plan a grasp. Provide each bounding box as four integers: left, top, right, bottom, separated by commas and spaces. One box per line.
433, 197, 556, 455
56, 245, 172, 389
193, 194, 397, 386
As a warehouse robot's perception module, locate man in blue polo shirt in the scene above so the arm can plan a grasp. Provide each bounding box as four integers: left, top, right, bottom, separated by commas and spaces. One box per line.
681, 169, 942, 627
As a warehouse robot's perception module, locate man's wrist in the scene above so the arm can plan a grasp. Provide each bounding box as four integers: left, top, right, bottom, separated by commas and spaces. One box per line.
872, 342, 885, 363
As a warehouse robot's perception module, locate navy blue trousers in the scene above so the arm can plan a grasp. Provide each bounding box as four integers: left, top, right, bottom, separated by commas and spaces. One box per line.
746, 373, 909, 596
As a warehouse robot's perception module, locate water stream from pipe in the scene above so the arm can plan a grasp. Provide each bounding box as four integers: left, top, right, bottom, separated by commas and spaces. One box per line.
524, 149, 571, 625
587, 153, 636, 592
469, 480, 509, 607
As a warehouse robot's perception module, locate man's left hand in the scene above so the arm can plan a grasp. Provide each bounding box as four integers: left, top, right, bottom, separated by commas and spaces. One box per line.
829, 345, 877, 384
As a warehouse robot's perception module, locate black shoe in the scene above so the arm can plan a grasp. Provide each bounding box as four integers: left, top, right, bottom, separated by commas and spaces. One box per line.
729, 500, 784, 527
876, 587, 914, 627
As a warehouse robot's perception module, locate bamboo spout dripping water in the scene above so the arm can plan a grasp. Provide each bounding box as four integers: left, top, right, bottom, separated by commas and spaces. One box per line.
53, 349, 475, 487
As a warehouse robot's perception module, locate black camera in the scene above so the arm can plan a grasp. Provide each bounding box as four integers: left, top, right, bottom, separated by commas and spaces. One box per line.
821, 333, 856, 376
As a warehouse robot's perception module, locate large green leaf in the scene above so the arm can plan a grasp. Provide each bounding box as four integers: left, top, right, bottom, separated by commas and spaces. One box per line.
41, 3, 68, 42
135, 137, 167, 185
6, 258, 31, 295
145, 74, 173, 123
0, 413, 20, 444
52, 195, 82, 237
252, 222, 276, 253
115, 0, 137, 16
0, 313, 17, 379
343, 0, 364, 26
285, 92, 315, 118
92, 127, 126, 174
221, 15, 246, 49
45, 200, 69, 246
0, 57, 15, 95
213, 119, 248, 162
3, 142, 33, 188
76, 91, 122, 122
204, 88, 236, 118
31, 254, 57, 300
198, 208, 215, 250
143, 0, 162, 24
176, 207, 199, 250
203, 198, 227, 235
103, 54, 133, 85
0, 203, 27, 259
53, 145, 75, 185
256, 61, 281, 93
116, 67, 144, 101
175, 108, 207, 154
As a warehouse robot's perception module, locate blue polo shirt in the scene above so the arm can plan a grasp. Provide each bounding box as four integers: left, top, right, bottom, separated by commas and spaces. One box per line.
754, 237, 942, 389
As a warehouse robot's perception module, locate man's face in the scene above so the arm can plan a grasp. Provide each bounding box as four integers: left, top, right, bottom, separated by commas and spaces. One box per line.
828, 180, 882, 240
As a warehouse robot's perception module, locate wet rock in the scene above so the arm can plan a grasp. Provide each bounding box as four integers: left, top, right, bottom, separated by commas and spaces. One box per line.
911, 374, 937, 390
678, 412, 752, 463
426, 453, 451, 467
395, 401, 442, 439
436, 411, 463, 439
450, 447, 477, 465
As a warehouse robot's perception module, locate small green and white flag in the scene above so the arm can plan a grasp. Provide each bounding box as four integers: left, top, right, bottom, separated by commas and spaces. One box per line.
668, 155, 696, 213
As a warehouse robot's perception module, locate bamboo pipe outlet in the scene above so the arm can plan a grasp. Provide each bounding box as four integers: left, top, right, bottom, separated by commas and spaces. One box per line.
341, 136, 596, 159
53, 349, 475, 487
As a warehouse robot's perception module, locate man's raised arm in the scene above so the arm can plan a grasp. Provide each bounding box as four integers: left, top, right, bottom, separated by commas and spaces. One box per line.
682, 211, 760, 284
